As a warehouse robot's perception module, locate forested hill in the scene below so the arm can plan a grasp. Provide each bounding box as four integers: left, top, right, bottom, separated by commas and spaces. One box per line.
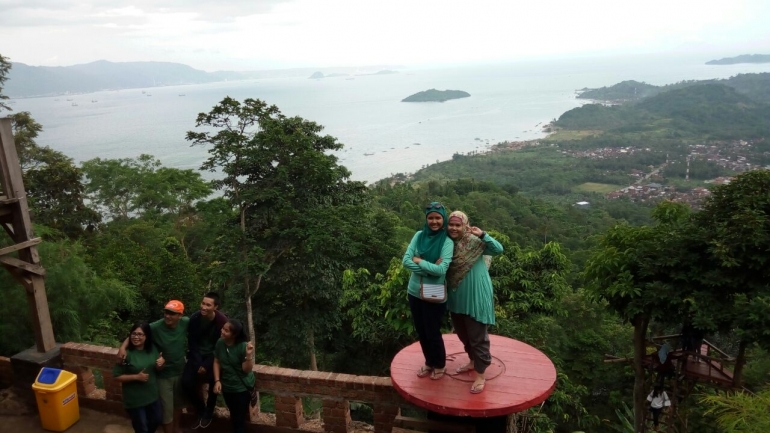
558, 83, 770, 139
401, 80, 770, 218
577, 72, 770, 104
706, 54, 770, 65
6, 60, 402, 97
5, 61, 252, 97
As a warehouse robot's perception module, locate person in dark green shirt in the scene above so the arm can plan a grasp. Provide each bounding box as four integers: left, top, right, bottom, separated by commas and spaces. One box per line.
183, 292, 228, 429
213, 319, 255, 433
119, 299, 190, 433
113, 322, 164, 433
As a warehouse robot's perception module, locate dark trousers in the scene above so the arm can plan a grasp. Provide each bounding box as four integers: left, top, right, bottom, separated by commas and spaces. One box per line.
408, 294, 447, 369
451, 313, 492, 374
223, 391, 251, 433
183, 357, 217, 419
126, 400, 162, 433
649, 407, 662, 427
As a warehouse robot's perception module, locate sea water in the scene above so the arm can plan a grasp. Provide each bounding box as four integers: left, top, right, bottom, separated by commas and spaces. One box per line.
9, 54, 770, 182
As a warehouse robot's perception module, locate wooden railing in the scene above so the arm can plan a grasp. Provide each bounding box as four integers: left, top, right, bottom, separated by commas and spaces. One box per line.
58, 342, 405, 433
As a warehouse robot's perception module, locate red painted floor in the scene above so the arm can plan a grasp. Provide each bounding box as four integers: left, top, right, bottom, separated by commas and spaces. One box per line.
391, 334, 557, 417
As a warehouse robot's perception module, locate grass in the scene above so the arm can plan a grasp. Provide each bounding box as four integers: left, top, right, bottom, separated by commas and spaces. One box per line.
573, 182, 622, 194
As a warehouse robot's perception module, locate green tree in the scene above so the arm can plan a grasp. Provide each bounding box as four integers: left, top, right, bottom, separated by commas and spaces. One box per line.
81, 154, 211, 221
701, 390, 770, 432
582, 202, 692, 433
691, 170, 770, 384
0, 231, 136, 355
0, 54, 10, 111
187, 97, 367, 344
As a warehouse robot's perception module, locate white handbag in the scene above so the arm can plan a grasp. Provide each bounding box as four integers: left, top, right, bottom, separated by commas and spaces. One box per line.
419, 278, 447, 303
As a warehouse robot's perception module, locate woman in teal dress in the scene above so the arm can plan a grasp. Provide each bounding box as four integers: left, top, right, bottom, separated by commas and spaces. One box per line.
446, 210, 504, 394
402, 202, 454, 379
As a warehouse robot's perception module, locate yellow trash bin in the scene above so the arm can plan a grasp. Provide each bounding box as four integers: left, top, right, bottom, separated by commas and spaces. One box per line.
32, 367, 80, 432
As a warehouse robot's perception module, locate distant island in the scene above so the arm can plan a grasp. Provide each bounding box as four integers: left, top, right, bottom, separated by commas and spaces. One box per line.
402, 89, 471, 103
706, 54, 770, 65
4, 60, 399, 97
308, 72, 349, 79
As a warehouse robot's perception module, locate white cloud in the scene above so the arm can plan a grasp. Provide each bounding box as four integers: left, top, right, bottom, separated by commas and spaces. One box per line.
0, 0, 768, 70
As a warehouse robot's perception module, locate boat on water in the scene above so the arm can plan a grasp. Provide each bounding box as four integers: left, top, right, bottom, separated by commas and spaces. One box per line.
91, 100, 98, 103
364, 153, 374, 156
71, 103, 78, 106
179, 94, 186, 96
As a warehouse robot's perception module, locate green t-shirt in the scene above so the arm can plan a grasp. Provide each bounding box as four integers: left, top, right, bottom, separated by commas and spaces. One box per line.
198, 317, 217, 357
214, 339, 255, 393
150, 316, 189, 378
112, 346, 160, 409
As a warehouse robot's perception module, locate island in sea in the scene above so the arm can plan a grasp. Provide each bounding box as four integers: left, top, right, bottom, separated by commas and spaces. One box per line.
308, 71, 349, 79
706, 54, 770, 65
401, 89, 471, 103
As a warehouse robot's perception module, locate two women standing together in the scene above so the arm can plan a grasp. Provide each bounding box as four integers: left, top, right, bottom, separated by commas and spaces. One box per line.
403, 202, 503, 394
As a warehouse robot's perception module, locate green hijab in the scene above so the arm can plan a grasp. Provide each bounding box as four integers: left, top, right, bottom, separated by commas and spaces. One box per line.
417, 202, 449, 263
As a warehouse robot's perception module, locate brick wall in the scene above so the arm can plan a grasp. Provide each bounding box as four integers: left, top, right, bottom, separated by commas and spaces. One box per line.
59, 342, 405, 433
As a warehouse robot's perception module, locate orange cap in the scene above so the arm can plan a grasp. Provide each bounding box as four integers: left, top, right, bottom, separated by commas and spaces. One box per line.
164, 300, 184, 314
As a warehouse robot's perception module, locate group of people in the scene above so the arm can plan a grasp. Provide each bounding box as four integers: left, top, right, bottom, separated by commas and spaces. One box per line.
403, 202, 503, 394
113, 292, 256, 433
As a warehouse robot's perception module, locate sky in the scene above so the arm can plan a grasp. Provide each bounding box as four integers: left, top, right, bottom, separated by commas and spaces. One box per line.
1, 0, 769, 71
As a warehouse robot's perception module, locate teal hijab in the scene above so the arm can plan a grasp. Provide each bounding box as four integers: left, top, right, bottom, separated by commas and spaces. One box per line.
417, 202, 448, 263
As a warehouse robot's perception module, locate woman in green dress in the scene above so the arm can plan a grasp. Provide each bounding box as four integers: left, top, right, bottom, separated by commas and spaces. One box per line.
113, 321, 164, 433
446, 210, 504, 394
213, 319, 255, 433
402, 202, 454, 379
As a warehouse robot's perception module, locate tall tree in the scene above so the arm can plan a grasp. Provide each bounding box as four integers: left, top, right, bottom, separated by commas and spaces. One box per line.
692, 170, 770, 384
187, 97, 367, 345
81, 154, 211, 221
582, 202, 692, 433
0, 54, 10, 111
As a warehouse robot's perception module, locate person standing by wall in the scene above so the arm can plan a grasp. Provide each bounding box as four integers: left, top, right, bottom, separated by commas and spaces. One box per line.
213, 319, 256, 433
113, 322, 164, 433
184, 292, 228, 429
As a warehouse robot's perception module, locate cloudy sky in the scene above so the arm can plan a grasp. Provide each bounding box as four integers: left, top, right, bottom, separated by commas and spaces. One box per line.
1, 0, 769, 71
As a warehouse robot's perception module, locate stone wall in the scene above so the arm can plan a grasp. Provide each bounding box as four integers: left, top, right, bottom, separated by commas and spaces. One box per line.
58, 342, 404, 433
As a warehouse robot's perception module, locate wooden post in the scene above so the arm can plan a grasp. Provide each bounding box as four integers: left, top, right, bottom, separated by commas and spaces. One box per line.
0, 117, 56, 352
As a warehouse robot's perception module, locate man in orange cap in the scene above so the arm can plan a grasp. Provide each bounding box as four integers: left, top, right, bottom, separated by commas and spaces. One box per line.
120, 300, 190, 433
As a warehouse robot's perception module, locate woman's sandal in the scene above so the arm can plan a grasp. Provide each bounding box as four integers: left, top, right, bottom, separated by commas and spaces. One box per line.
431, 368, 446, 380
470, 379, 486, 394
455, 363, 474, 374
417, 366, 433, 378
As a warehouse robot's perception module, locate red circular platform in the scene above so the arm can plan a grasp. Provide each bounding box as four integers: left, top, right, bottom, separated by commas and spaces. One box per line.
390, 334, 557, 417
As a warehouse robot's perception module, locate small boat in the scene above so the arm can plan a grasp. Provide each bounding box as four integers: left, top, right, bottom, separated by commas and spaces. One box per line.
71, 103, 78, 106
179, 94, 186, 96
91, 100, 98, 103
364, 153, 374, 156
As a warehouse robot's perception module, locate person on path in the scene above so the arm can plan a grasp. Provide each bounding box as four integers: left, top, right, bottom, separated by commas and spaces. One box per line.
402, 202, 454, 380
213, 319, 256, 433
647, 385, 671, 431
113, 322, 164, 433
445, 210, 504, 394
